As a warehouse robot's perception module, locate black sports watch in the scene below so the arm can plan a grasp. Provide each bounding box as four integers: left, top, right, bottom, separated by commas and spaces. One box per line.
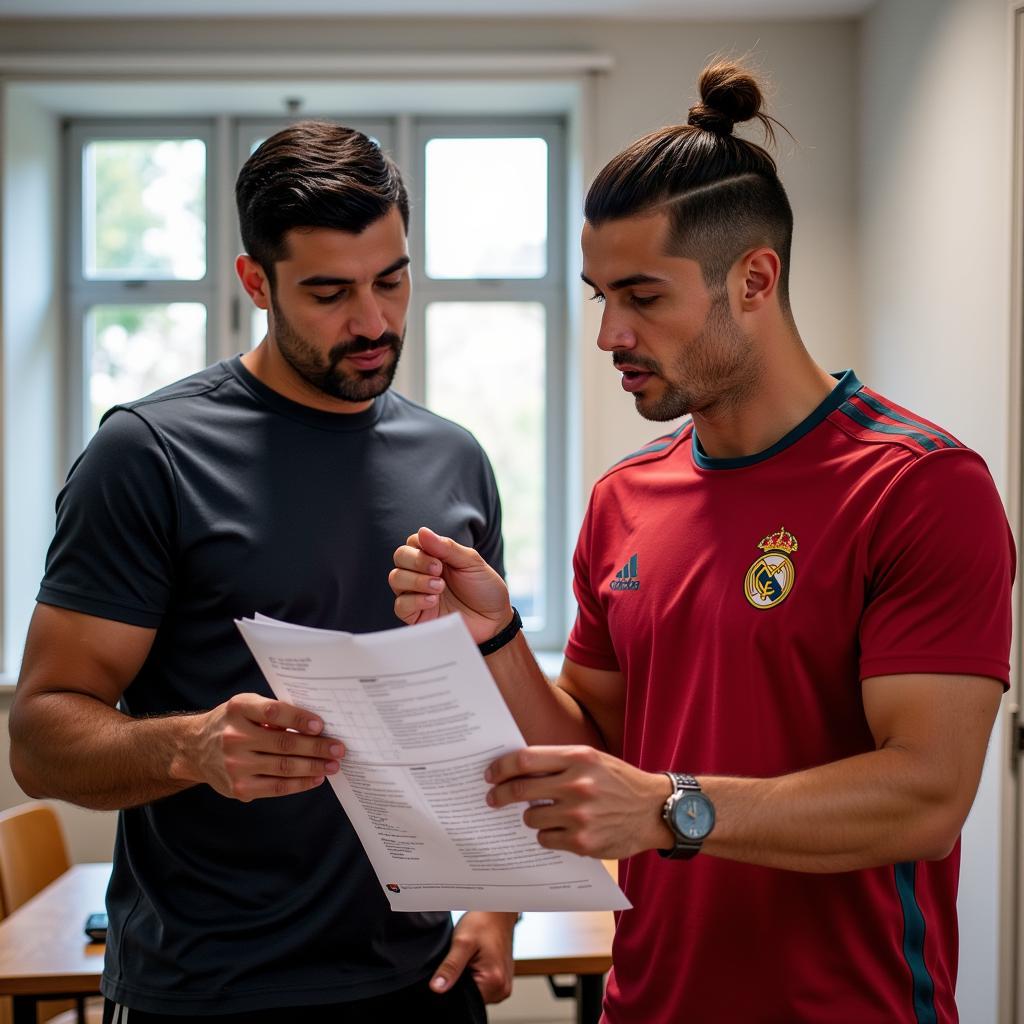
659, 772, 715, 860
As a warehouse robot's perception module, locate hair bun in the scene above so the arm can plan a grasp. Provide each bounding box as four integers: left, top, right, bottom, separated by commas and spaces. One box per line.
686, 103, 734, 135
687, 60, 765, 136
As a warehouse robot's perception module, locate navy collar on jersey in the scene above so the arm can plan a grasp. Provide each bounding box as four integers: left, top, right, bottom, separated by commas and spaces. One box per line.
691, 369, 862, 471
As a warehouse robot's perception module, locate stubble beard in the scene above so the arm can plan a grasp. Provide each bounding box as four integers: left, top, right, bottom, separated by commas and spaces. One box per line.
632, 294, 759, 422
270, 295, 404, 403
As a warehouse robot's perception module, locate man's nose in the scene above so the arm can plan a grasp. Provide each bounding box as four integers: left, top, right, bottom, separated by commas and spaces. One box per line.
348, 292, 388, 340
596, 308, 637, 352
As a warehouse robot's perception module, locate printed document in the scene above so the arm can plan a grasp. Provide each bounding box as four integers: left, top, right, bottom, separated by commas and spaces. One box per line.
236, 613, 630, 912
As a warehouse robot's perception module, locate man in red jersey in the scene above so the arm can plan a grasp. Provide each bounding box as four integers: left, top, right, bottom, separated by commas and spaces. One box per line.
389, 61, 1014, 1024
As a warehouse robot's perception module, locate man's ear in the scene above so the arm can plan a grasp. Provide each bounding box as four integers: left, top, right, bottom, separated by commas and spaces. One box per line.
734, 247, 781, 312
235, 254, 271, 311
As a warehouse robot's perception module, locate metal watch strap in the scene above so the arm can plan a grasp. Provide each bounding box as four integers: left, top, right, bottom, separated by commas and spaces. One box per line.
666, 771, 700, 794
660, 771, 704, 860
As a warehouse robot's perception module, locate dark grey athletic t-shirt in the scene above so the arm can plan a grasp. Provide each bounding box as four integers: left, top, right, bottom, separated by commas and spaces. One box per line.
37, 356, 504, 1015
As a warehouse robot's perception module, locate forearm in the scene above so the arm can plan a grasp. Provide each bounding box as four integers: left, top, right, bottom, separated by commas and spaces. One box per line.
484, 634, 605, 748
489, 678, 996, 869
696, 746, 969, 873
10, 691, 200, 810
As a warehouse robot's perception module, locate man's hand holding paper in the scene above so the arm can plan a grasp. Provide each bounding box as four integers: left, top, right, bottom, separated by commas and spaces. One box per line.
176, 692, 346, 802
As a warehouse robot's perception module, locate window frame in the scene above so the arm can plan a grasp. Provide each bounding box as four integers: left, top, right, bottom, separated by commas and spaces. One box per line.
62, 112, 569, 650
408, 117, 568, 649
64, 118, 218, 454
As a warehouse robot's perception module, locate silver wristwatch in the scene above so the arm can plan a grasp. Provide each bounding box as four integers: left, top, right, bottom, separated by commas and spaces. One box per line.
659, 771, 715, 860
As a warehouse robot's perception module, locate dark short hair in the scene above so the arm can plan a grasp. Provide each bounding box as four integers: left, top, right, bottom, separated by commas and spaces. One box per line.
235, 120, 409, 281
585, 61, 794, 311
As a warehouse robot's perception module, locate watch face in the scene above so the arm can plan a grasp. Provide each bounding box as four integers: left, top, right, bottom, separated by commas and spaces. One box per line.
671, 792, 715, 841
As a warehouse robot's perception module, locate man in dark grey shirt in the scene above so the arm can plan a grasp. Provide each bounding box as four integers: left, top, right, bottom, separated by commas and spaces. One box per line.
10, 122, 514, 1023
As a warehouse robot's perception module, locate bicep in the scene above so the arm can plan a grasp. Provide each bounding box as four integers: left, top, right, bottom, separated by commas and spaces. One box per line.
862, 673, 1003, 809
556, 657, 626, 756
15, 603, 157, 709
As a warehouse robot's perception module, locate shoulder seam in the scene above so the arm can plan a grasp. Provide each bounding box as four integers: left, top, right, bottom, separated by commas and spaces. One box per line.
602, 420, 693, 479
118, 367, 236, 414
833, 393, 960, 453
853, 389, 960, 448
389, 391, 488, 449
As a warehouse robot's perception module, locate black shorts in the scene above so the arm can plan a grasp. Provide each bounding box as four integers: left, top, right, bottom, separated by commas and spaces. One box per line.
101, 973, 487, 1023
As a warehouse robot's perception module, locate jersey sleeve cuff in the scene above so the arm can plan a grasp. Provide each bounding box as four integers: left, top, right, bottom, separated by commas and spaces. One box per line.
859, 653, 1010, 689
563, 639, 620, 672
36, 584, 164, 629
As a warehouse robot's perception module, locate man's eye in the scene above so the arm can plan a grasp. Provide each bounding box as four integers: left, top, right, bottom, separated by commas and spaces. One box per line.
312, 292, 343, 304
631, 295, 657, 308
376, 278, 402, 291
589, 292, 605, 304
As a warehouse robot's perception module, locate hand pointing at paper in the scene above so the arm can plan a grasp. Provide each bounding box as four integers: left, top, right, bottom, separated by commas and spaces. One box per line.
390, 526, 513, 644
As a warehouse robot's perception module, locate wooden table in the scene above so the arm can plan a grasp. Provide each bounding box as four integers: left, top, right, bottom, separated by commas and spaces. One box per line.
509, 906, 614, 1023
0, 862, 107, 1024
0, 863, 615, 1024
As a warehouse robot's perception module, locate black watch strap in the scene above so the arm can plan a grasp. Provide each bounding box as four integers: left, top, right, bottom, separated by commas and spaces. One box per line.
477, 607, 522, 657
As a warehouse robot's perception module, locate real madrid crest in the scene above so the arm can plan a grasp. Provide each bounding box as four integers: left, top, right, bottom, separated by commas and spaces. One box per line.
744, 526, 798, 610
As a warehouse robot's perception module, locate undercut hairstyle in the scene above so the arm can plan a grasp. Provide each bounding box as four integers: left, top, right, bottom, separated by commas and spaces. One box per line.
235, 120, 409, 282
585, 61, 794, 311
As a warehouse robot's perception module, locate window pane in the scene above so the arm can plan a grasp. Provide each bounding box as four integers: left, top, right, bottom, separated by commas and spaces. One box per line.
251, 307, 267, 349
425, 138, 547, 279
84, 139, 206, 280
86, 303, 207, 434
425, 302, 545, 622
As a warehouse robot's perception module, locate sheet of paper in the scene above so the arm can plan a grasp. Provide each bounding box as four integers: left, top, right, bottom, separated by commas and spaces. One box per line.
236, 613, 630, 913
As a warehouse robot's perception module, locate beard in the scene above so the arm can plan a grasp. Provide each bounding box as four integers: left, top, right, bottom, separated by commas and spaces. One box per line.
270, 296, 404, 403
616, 294, 759, 422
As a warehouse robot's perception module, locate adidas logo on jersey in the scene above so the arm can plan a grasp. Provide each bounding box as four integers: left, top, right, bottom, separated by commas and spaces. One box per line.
610, 553, 640, 591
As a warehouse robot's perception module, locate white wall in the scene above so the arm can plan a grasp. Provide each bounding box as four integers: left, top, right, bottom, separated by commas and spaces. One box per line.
0, 88, 62, 682
860, 1, 1016, 1021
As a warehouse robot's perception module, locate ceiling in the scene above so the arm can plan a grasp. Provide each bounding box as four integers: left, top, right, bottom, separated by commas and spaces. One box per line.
0, 0, 873, 19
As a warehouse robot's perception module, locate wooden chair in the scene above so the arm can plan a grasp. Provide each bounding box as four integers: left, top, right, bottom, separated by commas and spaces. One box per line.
0, 803, 71, 920
0, 803, 102, 1024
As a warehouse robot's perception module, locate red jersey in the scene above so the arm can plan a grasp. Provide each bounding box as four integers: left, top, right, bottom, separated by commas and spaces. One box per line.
565, 371, 1014, 1024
